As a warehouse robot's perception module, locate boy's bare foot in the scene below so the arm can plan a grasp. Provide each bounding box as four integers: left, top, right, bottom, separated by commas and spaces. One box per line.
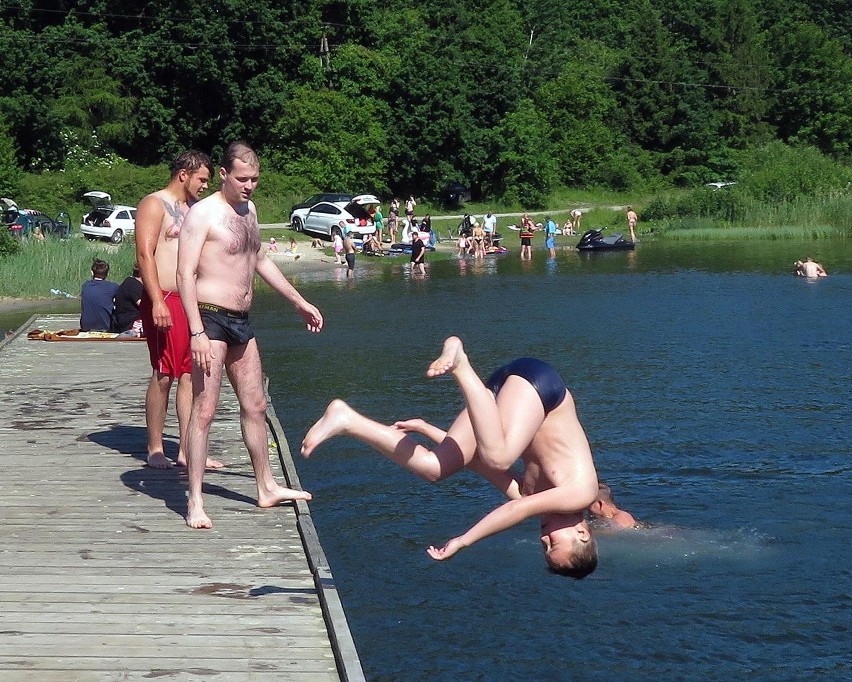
186, 500, 213, 529
176, 455, 226, 470
301, 399, 353, 458
257, 485, 313, 508
147, 452, 173, 469
426, 336, 467, 378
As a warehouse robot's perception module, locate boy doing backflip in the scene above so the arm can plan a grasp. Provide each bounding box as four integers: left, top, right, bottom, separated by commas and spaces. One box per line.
302, 336, 600, 578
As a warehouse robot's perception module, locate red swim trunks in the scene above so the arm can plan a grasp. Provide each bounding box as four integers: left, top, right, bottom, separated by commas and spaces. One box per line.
140, 290, 191, 378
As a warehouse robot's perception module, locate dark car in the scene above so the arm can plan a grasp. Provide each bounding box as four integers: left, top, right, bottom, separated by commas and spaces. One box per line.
289, 193, 355, 217
4, 208, 71, 238
442, 182, 471, 208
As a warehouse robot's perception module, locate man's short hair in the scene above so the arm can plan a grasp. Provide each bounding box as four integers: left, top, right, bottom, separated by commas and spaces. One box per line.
170, 150, 213, 179
91, 259, 109, 279
547, 534, 598, 580
222, 141, 259, 172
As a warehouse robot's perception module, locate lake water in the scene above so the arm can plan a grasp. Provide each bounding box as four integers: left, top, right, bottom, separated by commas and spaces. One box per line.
4, 239, 850, 681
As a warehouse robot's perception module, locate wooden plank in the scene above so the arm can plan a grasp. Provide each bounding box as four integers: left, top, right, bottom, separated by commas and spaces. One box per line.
0, 315, 363, 681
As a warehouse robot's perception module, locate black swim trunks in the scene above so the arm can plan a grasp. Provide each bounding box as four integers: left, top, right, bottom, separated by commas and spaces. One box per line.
345, 252, 356, 269
485, 357, 567, 414
198, 303, 255, 347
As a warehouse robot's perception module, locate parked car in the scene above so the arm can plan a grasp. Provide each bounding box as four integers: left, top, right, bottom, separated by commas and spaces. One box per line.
3, 201, 71, 239
80, 191, 137, 243
291, 195, 380, 240
442, 182, 471, 207
290, 193, 355, 218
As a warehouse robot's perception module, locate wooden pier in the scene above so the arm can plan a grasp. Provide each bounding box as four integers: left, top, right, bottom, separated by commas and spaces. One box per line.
0, 315, 364, 681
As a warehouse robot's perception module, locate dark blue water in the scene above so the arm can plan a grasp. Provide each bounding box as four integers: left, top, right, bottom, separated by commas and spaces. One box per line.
3, 240, 849, 681
250, 240, 850, 682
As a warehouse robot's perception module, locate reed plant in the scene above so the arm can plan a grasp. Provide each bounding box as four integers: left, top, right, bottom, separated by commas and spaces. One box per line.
0, 235, 137, 299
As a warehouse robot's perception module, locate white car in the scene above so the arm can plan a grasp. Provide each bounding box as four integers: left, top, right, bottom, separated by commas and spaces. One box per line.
80, 191, 137, 243
290, 195, 380, 240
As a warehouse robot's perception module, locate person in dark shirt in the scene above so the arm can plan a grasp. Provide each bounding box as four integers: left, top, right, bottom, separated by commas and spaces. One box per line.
80, 259, 119, 332
112, 263, 144, 335
410, 231, 426, 275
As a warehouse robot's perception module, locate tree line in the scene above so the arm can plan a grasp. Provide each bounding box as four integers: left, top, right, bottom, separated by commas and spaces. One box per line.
1, 0, 850, 207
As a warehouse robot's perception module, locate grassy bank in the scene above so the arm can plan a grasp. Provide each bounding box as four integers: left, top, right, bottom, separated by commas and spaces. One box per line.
0, 236, 137, 299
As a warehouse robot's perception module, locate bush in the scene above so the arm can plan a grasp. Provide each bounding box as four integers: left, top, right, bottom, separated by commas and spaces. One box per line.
0, 224, 21, 258
737, 141, 852, 203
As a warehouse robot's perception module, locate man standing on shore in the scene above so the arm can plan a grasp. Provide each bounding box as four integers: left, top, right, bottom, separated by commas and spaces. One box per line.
177, 141, 323, 529
136, 151, 223, 470
626, 206, 638, 243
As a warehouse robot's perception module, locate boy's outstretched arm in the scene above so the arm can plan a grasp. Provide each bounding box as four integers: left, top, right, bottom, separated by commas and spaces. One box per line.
393, 418, 447, 444
426, 487, 579, 561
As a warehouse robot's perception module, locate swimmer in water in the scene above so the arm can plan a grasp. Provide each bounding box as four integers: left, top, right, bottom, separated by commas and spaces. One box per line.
794, 257, 828, 278
587, 482, 639, 529
302, 336, 601, 578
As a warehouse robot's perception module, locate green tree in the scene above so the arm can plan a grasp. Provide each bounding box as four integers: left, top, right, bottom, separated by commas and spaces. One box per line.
488, 102, 557, 206
704, 0, 776, 149
0, 118, 22, 197
768, 21, 852, 158
535, 43, 625, 187
267, 86, 388, 192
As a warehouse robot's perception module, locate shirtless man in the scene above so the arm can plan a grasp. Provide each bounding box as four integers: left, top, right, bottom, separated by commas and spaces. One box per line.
177, 141, 323, 529
626, 207, 638, 243
794, 257, 828, 278
343, 228, 356, 279
587, 482, 638, 529
302, 336, 600, 578
136, 150, 223, 470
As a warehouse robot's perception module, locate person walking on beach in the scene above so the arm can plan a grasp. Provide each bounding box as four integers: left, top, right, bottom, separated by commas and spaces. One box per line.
483, 210, 497, 247
177, 141, 322, 529
302, 336, 600, 578
136, 150, 223, 470
626, 207, 638, 242
405, 195, 416, 222
79, 259, 119, 332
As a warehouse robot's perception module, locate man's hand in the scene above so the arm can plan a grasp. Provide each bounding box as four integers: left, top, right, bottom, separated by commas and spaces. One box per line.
152, 301, 173, 330
296, 301, 323, 333
426, 537, 466, 561
191, 335, 214, 376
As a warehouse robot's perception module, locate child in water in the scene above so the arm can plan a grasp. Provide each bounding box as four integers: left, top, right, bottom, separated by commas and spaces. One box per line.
302, 336, 600, 578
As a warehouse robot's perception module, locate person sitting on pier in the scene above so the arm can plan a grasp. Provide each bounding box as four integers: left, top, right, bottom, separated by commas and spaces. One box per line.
79, 259, 119, 332
302, 336, 600, 579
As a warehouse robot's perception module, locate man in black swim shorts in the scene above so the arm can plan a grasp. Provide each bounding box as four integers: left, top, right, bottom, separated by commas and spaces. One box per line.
198, 302, 255, 346
177, 141, 324, 530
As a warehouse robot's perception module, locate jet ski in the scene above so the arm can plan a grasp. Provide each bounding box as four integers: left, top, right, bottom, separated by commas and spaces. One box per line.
577, 229, 635, 251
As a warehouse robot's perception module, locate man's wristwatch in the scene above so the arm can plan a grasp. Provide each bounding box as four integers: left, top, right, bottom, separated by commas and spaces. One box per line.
190, 330, 206, 338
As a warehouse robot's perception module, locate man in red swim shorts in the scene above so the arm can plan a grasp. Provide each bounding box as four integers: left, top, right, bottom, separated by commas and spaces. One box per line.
136, 150, 223, 470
